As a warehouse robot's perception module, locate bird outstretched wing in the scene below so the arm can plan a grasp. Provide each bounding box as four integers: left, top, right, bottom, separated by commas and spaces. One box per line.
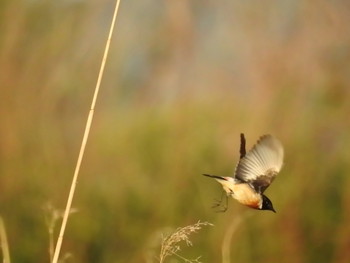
234, 135, 284, 193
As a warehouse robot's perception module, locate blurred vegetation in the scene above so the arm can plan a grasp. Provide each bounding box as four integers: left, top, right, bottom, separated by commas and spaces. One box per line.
1, 0, 350, 262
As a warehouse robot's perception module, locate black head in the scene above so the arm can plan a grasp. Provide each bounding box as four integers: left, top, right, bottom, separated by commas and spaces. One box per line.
261, 195, 276, 213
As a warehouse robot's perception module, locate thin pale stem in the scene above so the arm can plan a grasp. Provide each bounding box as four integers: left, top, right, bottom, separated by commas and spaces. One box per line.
221, 216, 242, 263
49, 227, 54, 262
0, 216, 11, 263
51, 1, 122, 262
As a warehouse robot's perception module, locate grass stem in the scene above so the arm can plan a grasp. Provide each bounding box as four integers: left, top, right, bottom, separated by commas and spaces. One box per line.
51, 1, 122, 262
0, 216, 11, 263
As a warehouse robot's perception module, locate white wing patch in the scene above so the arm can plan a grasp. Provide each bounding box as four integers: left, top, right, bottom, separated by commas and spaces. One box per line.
234, 135, 284, 183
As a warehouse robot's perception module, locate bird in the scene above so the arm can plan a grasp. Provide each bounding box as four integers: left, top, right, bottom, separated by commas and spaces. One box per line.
203, 133, 284, 213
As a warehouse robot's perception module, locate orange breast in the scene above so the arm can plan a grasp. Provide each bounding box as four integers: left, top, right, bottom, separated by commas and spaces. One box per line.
231, 183, 262, 209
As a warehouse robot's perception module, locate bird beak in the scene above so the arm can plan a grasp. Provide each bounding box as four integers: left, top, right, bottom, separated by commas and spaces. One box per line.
271, 208, 276, 213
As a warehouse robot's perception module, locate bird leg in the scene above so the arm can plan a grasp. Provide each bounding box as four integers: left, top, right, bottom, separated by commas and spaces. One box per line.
212, 190, 229, 212
211, 190, 225, 208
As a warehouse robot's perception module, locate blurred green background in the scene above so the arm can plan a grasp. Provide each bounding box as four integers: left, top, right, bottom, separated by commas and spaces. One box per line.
1, 0, 350, 262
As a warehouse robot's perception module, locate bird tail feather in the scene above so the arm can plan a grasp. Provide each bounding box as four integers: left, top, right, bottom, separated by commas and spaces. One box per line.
202, 174, 227, 181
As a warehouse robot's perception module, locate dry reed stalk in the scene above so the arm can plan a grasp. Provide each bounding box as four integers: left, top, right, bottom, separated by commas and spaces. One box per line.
51, 1, 122, 262
0, 216, 11, 263
159, 221, 213, 263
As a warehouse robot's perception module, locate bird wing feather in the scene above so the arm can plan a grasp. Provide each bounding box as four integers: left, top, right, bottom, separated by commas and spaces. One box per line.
234, 135, 284, 193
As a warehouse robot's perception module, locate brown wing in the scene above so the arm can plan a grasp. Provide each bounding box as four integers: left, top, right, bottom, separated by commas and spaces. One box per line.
234, 135, 284, 193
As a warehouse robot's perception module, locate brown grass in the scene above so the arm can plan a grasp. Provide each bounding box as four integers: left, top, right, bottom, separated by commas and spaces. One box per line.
159, 221, 213, 263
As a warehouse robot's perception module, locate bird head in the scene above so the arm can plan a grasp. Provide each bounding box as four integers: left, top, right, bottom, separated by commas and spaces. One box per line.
261, 195, 276, 213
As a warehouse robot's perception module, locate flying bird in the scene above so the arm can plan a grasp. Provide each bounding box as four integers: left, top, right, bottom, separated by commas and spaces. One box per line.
203, 134, 284, 212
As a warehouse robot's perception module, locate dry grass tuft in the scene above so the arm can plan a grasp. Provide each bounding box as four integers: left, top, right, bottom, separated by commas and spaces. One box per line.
43, 203, 77, 262
159, 221, 213, 263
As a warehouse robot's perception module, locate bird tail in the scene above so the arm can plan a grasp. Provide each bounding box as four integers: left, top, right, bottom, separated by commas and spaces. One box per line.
202, 174, 227, 181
